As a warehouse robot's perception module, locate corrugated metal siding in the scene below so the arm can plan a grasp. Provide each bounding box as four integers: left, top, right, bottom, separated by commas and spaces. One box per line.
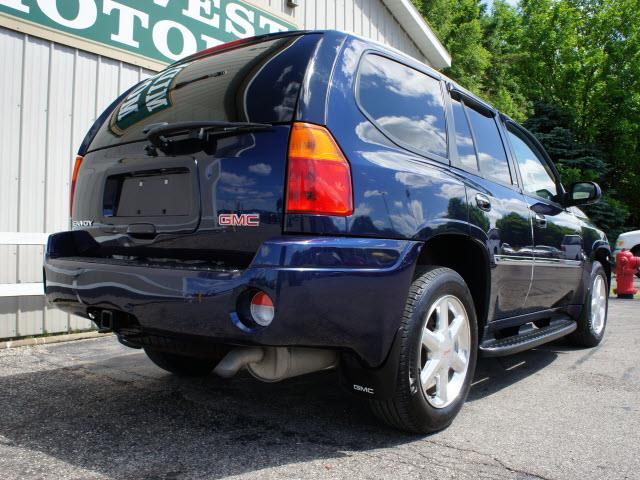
254, 0, 425, 62
0, 28, 23, 338
0, 0, 427, 339
0, 26, 154, 338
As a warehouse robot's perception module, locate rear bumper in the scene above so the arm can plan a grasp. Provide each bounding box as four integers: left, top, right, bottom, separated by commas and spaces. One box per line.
44, 233, 421, 367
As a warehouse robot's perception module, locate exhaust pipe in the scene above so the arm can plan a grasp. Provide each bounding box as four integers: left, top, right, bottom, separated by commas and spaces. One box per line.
213, 347, 265, 378
98, 310, 114, 333
213, 346, 338, 382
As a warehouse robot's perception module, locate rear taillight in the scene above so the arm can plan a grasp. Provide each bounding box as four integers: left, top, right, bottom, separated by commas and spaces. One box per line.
286, 122, 353, 216
70, 155, 84, 216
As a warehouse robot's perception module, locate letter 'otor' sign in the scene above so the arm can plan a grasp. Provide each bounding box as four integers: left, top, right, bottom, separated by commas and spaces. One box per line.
0, 0, 297, 67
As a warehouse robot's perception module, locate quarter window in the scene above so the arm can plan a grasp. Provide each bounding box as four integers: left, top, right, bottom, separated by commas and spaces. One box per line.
508, 130, 558, 200
450, 98, 478, 172
465, 106, 512, 184
357, 54, 447, 159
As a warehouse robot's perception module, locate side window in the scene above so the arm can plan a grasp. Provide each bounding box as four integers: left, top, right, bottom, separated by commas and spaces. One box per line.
357, 54, 447, 159
450, 98, 478, 172
465, 106, 512, 184
507, 130, 558, 200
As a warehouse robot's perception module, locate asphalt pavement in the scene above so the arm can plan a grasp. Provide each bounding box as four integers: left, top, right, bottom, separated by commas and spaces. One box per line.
0, 298, 638, 480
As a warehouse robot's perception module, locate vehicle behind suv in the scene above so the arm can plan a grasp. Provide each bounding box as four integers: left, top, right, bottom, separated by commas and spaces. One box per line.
44, 31, 611, 433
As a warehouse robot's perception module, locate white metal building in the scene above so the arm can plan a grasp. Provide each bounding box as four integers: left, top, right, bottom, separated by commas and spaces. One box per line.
0, 0, 450, 340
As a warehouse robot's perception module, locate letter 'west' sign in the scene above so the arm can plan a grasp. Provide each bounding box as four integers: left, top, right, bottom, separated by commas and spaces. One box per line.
0, 0, 297, 66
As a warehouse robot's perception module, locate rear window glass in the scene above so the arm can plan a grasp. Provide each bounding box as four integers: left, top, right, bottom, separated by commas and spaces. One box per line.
89, 34, 319, 151
357, 54, 447, 159
465, 107, 512, 184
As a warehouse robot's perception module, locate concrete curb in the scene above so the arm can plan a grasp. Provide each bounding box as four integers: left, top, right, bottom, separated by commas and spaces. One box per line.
0, 331, 112, 350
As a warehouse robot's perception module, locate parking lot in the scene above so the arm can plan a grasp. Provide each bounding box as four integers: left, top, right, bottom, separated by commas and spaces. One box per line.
0, 298, 638, 480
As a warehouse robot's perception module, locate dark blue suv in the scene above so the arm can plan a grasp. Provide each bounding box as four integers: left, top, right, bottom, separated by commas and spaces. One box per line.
44, 31, 611, 433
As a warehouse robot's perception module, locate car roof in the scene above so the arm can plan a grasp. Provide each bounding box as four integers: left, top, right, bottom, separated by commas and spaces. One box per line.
171, 29, 325, 66
171, 29, 503, 120
337, 31, 498, 113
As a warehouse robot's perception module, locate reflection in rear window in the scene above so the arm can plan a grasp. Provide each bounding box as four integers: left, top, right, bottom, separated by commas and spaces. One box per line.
357, 54, 447, 159
89, 34, 319, 151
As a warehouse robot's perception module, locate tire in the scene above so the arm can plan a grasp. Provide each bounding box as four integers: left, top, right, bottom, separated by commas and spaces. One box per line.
144, 347, 226, 377
567, 262, 608, 348
370, 266, 478, 433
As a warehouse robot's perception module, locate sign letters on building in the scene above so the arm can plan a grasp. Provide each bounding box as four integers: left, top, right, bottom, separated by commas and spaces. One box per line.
0, 0, 297, 65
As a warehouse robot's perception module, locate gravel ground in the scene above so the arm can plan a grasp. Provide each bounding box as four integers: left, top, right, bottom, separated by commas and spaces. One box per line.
0, 298, 638, 480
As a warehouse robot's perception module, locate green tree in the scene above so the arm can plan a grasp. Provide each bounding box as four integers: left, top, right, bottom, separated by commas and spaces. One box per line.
415, 0, 491, 93
413, 0, 639, 240
480, 0, 529, 120
524, 102, 629, 241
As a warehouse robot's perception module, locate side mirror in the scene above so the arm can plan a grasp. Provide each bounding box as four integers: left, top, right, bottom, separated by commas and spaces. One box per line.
562, 181, 602, 207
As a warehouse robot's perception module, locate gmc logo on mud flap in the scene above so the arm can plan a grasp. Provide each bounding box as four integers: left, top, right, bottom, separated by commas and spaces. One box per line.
353, 384, 375, 395
218, 213, 260, 227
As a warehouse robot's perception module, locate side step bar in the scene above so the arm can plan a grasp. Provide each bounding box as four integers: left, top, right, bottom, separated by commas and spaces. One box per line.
479, 317, 577, 357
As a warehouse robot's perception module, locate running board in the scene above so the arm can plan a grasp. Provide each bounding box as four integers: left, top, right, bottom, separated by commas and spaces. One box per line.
479, 318, 577, 357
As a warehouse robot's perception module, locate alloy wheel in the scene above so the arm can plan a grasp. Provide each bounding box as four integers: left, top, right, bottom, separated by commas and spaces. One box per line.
591, 274, 607, 335
419, 295, 471, 408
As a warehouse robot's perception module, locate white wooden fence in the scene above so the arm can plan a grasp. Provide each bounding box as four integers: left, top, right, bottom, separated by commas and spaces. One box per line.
0, 231, 95, 338
0, 27, 154, 340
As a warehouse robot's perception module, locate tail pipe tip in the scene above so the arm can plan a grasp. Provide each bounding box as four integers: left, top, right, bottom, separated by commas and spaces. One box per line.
213, 347, 265, 378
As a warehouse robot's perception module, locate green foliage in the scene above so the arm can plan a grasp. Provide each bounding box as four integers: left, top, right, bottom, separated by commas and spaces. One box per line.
414, 0, 639, 239
524, 102, 608, 182
479, 0, 530, 120
415, 0, 491, 93
524, 102, 629, 240
583, 196, 630, 244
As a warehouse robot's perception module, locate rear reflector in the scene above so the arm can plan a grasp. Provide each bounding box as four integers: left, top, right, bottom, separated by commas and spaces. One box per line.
286, 123, 353, 216
70, 155, 84, 217
250, 291, 275, 327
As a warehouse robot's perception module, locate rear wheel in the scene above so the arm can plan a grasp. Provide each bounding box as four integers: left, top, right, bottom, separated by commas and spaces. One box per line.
567, 262, 608, 347
370, 267, 478, 433
144, 347, 227, 377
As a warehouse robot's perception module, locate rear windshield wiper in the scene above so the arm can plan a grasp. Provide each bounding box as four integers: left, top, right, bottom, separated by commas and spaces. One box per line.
143, 121, 272, 154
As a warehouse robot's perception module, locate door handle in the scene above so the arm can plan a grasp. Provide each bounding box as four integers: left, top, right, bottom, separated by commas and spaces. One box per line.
475, 193, 491, 211
535, 213, 547, 228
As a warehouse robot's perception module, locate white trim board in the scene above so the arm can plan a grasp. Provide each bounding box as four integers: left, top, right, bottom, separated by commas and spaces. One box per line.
0, 232, 49, 245
382, 0, 451, 69
0, 283, 44, 297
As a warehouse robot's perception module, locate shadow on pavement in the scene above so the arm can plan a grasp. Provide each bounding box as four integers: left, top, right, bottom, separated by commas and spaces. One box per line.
0, 352, 413, 479
469, 346, 560, 401
0, 341, 566, 478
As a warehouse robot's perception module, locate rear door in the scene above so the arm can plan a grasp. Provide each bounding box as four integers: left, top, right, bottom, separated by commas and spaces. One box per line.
449, 94, 534, 320
504, 126, 584, 310
72, 34, 321, 266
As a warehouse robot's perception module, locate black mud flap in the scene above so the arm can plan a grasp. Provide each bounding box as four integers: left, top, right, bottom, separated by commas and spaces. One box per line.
338, 328, 402, 400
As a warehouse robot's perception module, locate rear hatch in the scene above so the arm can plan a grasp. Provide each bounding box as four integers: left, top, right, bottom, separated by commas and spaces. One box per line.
71, 33, 321, 269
